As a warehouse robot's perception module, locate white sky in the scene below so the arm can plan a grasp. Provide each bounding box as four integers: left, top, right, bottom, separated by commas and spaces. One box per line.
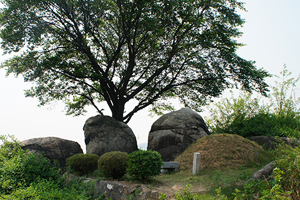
1, 0, 300, 151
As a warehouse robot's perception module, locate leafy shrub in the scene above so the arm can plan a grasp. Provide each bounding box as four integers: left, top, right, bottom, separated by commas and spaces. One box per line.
98, 151, 128, 179
220, 113, 299, 138
205, 91, 299, 138
205, 66, 300, 138
0, 135, 60, 194
222, 140, 299, 199
272, 141, 300, 198
0, 135, 105, 199
0, 135, 21, 162
66, 153, 99, 176
127, 150, 163, 181
205, 90, 267, 135
0, 177, 105, 200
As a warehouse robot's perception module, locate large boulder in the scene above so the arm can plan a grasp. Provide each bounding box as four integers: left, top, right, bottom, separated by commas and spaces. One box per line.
21, 137, 83, 168
83, 115, 138, 157
147, 108, 210, 161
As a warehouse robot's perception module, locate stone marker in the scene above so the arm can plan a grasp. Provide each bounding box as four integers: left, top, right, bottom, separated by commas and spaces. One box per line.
192, 152, 201, 175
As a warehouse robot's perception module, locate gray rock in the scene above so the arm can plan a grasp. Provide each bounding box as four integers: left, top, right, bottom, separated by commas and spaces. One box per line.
83, 115, 138, 157
147, 108, 210, 161
250, 161, 276, 181
249, 136, 300, 150
21, 137, 83, 168
94, 180, 160, 200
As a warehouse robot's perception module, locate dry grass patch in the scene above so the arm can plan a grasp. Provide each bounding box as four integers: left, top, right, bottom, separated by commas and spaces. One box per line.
175, 134, 271, 172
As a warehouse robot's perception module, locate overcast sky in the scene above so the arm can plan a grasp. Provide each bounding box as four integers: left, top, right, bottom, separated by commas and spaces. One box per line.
1, 0, 300, 151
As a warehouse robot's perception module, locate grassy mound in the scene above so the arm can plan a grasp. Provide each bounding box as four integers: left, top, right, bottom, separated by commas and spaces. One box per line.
175, 134, 272, 172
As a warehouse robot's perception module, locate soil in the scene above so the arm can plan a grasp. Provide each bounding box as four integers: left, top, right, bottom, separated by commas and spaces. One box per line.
148, 181, 206, 199
118, 177, 207, 200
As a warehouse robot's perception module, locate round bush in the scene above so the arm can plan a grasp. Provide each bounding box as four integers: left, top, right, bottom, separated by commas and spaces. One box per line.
66, 153, 99, 176
98, 151, 128, 179
127, 150, 163, 181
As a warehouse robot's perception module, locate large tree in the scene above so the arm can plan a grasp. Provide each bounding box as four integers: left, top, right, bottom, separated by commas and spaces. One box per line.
0, 0, 269, 123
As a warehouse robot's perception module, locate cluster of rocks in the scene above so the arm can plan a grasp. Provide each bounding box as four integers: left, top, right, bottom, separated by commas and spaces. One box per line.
21, 108, 210, 167
20, 108, 210, 199
21, 107, 300, 168
83, 108, 210, 161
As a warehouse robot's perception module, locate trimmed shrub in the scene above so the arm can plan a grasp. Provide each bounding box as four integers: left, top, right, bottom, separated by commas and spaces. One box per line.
127, 150, 163, 181
98, 151, 128, 179
66, 153, 99, 176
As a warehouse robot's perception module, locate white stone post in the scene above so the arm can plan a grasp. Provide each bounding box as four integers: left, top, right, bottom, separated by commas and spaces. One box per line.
192, 152, 201, 175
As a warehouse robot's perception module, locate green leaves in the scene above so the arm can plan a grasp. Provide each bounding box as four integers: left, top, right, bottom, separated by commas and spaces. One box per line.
205, 66, 300, 138
0, 0, 269, 122
0, 135, 102, 199
126, 150, 163, 181
66, 153, 99, 176
0, 135, 61, 195
271, 64, 300, 117
98, 151, 128, 179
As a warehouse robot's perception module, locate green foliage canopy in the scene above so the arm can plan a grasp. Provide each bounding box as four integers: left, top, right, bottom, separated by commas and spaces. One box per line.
0, 0, 269, 122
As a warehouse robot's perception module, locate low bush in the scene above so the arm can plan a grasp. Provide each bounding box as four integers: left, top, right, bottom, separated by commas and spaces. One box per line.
127, 150, 163, 181
98, 151, 128, 179
0, 177, 105, 200
206, 67, 300, 139
0, 135, 60, 195
220, 113, 299, 138
0, 135, 105, 199
66, 153, 99, 176
272, 140, 300, 198
219, 140, 300, 199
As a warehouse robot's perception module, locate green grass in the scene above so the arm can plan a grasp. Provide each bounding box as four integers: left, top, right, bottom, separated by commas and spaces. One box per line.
150, 165, 263, 196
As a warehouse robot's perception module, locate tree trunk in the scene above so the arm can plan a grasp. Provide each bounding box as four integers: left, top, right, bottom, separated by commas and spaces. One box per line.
111, 101, 125, 122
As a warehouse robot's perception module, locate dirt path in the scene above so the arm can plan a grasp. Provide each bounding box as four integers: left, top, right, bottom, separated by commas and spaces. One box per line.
149, 182, 206, 199
117, 177, 207, 199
